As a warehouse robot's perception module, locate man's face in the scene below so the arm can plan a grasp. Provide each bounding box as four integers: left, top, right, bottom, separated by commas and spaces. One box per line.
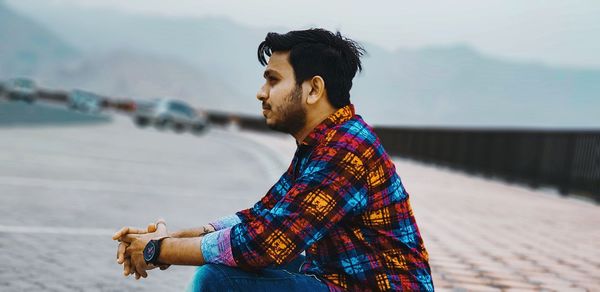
257, 51, 307, 135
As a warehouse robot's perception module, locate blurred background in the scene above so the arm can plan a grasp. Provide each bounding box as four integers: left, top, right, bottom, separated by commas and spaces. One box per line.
0, 0, 599, 291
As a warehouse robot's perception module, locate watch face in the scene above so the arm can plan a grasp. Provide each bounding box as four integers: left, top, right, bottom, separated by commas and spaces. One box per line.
143, 241, 156, 262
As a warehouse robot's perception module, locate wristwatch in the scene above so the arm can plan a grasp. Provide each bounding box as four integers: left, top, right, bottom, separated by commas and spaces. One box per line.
143, 237, 169, 265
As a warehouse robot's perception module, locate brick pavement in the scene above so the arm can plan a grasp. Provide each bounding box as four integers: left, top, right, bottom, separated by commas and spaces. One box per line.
0, 118, 284, 291
1, 118, 598, 291
396, 159, 600, 291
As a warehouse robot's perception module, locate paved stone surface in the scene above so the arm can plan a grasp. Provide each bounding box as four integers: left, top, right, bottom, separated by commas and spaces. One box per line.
399, 159, 600, 291
0, 116, 291, 291
1, 115, 599, 291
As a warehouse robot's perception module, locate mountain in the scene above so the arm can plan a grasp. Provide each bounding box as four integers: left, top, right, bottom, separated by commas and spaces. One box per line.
353, 44, 600, 127
41, 50, 243, 110
4, 0, 600, 128
0, 0, 77, 77
0, 1, 246, 111
4, 1, 267, 104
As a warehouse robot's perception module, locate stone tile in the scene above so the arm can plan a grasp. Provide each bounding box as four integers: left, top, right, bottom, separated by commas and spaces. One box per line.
451, 283, 502, 292
2, 119, 599, 291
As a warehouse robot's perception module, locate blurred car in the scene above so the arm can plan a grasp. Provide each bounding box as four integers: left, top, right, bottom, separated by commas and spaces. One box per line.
133, 99, 208, 134
5, 78, 37, 103
68, 89, 105, 113
131, 99, 155, 124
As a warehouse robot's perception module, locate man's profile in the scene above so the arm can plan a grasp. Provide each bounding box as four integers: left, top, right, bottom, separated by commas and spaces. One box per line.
113, 28, 434, 291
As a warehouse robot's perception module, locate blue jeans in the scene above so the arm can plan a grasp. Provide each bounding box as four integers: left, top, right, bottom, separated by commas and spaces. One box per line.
186, 255, 329, 292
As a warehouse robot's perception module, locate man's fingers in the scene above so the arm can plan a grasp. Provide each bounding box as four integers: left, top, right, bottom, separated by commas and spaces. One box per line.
155, 218, 167, 233
147, 222, 157, 233
112, 226, 146, 240
121, 233, 140, 244
117, 242, 128, 264
127, 258, 135, 277
113, 226, 130, 240
113, 219, 166, 241
123, 258, 132, 276
132, 254, 148, 279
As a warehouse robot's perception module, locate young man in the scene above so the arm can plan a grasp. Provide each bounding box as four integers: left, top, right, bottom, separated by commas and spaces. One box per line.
113, 28, 434, 291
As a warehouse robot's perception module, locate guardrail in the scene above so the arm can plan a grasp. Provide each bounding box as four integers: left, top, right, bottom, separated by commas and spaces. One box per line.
203, 110, 270, 132
375, 127, 600, 202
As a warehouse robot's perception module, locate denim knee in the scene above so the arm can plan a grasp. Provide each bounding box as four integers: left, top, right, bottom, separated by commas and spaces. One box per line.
187, 264, 230, 292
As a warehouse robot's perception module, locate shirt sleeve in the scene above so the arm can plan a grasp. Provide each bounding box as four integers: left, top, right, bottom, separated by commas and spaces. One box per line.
201, 227, 236, 266
235, 163, 294, 224
208, 214, 242, 231
229, 144, 369, 269
202, 167, 294, 266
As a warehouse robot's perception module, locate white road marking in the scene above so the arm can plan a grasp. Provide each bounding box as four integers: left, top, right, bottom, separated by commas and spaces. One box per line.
0, 225, 114, 236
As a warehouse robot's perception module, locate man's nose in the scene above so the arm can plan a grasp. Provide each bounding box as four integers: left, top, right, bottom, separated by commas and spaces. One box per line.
256, 85, 268, 101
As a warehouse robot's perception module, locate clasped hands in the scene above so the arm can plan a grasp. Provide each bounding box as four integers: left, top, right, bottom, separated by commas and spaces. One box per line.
112, 219, 170, 280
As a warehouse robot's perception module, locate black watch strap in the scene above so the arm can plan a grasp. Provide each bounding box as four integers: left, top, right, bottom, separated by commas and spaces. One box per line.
143, 237, 169, 265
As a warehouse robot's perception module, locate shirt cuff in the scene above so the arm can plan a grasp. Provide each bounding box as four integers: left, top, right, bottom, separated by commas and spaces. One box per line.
209, 214, 242, 231
201, 227, 237, 266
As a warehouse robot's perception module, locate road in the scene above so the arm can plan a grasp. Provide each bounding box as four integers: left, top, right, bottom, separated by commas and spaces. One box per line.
0, 115, 294, 291
0, 115, 598, 291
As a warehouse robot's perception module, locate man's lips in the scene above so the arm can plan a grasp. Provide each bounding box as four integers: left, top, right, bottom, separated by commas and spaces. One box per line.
262, 104, 271, 115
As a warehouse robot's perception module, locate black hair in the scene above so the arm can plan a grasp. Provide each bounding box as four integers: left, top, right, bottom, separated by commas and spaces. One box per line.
257, 28, 365, 108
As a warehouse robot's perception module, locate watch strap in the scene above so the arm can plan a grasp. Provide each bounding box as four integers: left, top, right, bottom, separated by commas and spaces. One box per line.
144, 236, 170, 265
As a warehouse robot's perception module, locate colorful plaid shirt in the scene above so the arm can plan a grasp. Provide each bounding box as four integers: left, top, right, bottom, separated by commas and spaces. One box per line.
202, 104, 433, 291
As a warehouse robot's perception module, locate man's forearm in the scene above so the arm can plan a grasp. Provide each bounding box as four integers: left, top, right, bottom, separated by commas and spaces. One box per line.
158, 237, 205, 266
169, 225, 215, 238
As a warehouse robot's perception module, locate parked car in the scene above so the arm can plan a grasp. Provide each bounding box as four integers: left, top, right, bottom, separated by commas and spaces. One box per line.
133, 99, 208, 134
5, 78, 37, 103
68, 89, 105, 113
131, 99, 155, 126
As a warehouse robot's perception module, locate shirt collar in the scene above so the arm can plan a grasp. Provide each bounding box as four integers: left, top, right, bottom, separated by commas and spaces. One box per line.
299, 104, 355, 147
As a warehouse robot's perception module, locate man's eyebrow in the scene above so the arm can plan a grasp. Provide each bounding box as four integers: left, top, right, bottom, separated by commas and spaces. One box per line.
263, 69, 280, 79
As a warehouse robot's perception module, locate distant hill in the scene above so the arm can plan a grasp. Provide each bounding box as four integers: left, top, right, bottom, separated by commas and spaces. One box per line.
0, 0, 77, 77
354, 44, 600, 127
4, 0, 600, 128
40, 50, 243, 110
0, 1, 245, 111
3, 1, 266, 106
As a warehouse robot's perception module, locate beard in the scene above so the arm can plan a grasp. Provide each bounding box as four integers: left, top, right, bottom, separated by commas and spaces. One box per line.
266, 85, 307, 135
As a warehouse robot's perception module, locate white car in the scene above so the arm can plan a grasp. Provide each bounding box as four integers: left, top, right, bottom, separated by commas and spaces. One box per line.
133, 99, 208, 134
68, 90, 106, 113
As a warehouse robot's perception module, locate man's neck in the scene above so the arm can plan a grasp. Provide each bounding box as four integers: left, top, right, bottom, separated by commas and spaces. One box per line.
292, 107, 337, 144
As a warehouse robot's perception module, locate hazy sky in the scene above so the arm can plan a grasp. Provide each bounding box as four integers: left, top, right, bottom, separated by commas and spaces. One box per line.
11, 0, 600, 69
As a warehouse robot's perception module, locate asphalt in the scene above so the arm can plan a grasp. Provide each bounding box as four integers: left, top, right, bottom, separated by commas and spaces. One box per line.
0, 115, 598, 291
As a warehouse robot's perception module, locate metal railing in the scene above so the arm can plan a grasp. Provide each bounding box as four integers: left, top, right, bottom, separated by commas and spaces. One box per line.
375, 127, 600, 202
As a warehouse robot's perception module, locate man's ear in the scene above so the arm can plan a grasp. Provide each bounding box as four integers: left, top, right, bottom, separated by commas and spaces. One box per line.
306, 76, 326, 105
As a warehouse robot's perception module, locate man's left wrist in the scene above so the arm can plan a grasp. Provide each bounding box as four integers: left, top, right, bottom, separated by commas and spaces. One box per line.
143, 237, 169, 265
